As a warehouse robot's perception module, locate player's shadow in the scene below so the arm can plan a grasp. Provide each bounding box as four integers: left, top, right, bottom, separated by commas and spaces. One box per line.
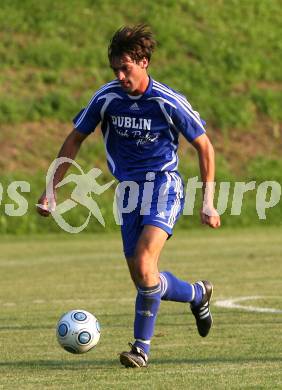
0, 325, 51, 331
153, 355, 282, 365
0, 359, 117, 370
0, 356, 281, 370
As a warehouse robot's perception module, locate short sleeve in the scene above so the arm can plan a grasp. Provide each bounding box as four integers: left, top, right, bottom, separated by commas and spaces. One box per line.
172, 97, 206, 142
73, 94, 103, 135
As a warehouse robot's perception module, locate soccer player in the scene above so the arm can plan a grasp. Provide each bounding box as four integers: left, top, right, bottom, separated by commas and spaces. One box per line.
37, 24, 220, 368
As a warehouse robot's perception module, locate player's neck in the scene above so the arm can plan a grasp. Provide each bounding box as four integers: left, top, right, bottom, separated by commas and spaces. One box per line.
130, 75, 149, 96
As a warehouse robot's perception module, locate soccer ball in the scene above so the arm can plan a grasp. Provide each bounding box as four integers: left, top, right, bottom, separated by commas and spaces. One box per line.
56, 309, 101, 354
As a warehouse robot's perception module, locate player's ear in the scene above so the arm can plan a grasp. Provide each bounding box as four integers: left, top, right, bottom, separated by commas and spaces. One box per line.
140, 57, 149, 69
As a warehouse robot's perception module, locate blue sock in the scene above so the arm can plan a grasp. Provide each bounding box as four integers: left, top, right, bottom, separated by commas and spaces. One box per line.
133, 284, 161, 356
192, 282, 204, 306
159, 271, 203, 304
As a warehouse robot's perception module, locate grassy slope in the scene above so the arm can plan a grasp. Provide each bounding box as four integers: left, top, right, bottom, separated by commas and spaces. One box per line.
0, 0, 281, 160
0, 228, 281, 389
0, 0, 281, 232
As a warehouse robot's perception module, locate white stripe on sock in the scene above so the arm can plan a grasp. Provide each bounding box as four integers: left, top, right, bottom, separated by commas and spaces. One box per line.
159, 273, 168, 297
191, 284, 195, 302
135, 339, 151, 345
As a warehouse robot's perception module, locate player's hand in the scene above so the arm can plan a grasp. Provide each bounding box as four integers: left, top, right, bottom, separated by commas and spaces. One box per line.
200, 206, 221, 228
36, 191, 56, 217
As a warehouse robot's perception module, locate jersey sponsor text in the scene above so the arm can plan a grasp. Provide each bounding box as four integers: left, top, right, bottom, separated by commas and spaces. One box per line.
111, 115, 152, 131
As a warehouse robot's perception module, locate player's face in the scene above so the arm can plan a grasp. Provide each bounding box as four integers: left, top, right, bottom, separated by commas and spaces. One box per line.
110, 55, 149, 95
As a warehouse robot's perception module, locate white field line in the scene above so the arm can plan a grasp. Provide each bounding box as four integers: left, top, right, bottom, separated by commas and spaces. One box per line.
214, 296, 282, 314
2, 296, 282, 313
1, 298, 133, 307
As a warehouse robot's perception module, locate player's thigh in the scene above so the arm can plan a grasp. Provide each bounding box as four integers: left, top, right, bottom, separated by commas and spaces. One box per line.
135, 225, 168, 261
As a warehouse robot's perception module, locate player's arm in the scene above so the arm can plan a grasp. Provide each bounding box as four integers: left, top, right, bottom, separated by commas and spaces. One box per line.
37, 129, 88, 217
191, 133, 221, 228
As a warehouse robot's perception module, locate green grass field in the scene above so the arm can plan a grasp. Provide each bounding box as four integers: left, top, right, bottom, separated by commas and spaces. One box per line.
0, 227, 281, 389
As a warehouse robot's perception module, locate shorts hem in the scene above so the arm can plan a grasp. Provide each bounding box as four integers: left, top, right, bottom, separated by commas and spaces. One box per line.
141, 220, 173, 236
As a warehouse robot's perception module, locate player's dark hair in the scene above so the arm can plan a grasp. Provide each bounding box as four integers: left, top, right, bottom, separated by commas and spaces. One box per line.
108, 24, 156, 64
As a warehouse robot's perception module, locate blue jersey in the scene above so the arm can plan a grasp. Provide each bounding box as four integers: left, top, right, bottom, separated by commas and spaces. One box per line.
73, 77, 206, 181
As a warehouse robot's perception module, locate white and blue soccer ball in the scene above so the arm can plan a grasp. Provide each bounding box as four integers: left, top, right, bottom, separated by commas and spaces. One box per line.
56, 309, 101, 354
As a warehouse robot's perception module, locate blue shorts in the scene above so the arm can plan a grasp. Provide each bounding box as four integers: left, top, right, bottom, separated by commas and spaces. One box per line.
116, 172, 184, 257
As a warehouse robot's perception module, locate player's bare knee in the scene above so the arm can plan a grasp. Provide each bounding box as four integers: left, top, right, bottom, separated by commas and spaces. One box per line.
135, 270, 151, 287
132, 257, 158, 287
